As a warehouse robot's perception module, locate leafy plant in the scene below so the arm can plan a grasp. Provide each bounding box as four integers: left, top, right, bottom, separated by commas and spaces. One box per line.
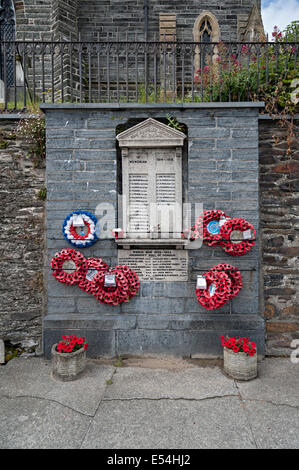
17, 114, 46, 167
166, 114, 185, 132
37, 187, 47, 201
113, 354, 124, 367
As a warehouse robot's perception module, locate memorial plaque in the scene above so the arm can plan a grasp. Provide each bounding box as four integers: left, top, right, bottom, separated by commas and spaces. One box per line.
118, 249, 188, 281
117, 119, 185, 242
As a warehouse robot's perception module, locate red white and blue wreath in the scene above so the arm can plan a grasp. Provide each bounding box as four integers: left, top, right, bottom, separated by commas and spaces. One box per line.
62, 210, 99, 248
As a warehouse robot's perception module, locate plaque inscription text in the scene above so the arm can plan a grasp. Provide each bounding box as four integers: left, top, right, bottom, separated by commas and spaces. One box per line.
118, 249, 188, 281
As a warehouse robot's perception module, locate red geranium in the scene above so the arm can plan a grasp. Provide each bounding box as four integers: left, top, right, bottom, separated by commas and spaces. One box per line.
56, 335, 88, 354
221, 336, 257, 356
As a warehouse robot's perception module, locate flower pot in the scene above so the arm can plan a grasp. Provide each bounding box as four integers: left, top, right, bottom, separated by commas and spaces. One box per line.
223, 347, 257, 381
51, 344, 87, 381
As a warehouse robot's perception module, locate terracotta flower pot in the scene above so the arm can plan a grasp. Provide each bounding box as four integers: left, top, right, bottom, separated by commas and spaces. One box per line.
224, 347, 257, 381
51, 344, 87, 381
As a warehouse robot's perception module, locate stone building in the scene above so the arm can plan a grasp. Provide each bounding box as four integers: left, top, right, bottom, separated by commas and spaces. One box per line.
2, 0, 264, 41
0, 0, 265, 104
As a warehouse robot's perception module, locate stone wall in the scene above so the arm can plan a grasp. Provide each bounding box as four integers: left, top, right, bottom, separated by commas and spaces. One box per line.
77, 0, 258, 41
14, 0, 259, 41
259, 117, 299, 356
0, 117, 45, 352
15, 0, 52, 40
41, 103, 264, 359
0, 111, 297, 358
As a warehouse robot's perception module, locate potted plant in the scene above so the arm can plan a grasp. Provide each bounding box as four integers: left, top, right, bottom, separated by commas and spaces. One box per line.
51, 335, 88, 381
221, 336, 257, 381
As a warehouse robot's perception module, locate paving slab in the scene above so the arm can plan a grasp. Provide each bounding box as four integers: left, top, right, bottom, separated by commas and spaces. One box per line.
81, 397, 255, 449
104, 366, 238, 400
0, 358, 114, 416
0, 396, 91, 449
244, 400, 299, 449
237, 358, 299, 407
0, 357, 298, 449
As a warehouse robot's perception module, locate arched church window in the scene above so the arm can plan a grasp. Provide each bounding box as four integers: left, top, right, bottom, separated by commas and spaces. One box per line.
193, 11, 220, 76
0, 0, 16, 89
199, 18, 212, 43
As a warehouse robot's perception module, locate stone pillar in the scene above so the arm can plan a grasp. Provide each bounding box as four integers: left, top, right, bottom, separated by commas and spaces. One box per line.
159, 13, 176, 101
52, 0, 79, 102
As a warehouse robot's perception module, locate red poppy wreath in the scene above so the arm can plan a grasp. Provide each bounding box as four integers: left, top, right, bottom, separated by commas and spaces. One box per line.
51, 249, 140, 305
51, 248, 85, 285
196, 264, 243, 310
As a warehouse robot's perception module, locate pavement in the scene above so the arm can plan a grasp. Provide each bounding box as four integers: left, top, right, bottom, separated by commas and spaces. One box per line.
0, 355, 298, 449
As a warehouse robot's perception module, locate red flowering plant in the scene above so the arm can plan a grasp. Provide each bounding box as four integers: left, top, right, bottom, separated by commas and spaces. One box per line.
56, 335, 88, 354
221, 336, 257, 357
193, 22, 299, 114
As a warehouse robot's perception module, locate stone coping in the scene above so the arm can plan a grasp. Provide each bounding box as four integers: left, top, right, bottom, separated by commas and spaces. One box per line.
39, 102, 265, 110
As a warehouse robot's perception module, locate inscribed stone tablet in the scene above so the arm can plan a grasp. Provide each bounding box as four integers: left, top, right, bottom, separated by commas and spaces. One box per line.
118, 249, 188, 281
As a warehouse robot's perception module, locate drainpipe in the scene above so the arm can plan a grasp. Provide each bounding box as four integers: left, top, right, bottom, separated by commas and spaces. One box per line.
144, 0, 149, 41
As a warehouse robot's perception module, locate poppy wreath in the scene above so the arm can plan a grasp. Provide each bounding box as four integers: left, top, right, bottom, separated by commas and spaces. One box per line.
194, 210, 230, 246
62, 210, 99, 248
196, 270, 232, 310
219, 218, 256, 256
91, 269, 130, 305
51, 251, 140, 305
210, 264, 243, 299
78, 257, 109, 294
51, 248, 85, 285
196, 264, 242, 310
114, 265, 140, 299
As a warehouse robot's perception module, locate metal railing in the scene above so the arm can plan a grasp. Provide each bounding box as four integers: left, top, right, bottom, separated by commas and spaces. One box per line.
0, 38, 298, 111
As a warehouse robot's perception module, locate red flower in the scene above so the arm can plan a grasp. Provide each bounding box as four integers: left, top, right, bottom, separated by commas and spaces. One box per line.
84, 343, 88, 350
243, 344, 249, 353
248, 349, 256, 356
233, 346, 239, 353
250, 342, 257, 349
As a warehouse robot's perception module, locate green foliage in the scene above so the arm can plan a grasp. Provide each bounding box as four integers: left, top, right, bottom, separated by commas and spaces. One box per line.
17, 114, 46, 168
0, 140, 8, 149
166, 114, 185, 132
194, 40, 299, 113
113, 354, 124, 367
37, 187, 47, 201
282, 21, 299, 42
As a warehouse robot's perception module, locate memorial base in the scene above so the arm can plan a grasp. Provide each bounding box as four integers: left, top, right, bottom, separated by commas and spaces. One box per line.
43, 314, 265, 359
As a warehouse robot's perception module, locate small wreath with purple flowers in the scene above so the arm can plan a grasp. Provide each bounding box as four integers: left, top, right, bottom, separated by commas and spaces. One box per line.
62, 210, 99, 248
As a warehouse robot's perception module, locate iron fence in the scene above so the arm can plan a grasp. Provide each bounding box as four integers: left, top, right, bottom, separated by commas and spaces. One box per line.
0, 38, 298, 111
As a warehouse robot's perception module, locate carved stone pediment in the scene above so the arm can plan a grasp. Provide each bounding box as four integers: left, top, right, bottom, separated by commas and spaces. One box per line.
116, 118, 186, 148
